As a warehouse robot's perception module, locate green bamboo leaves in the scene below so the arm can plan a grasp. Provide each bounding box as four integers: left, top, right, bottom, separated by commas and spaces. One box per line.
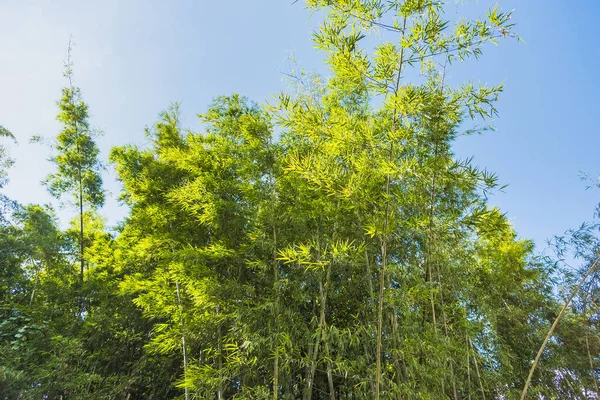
43, 42, 104, 281
2, 1, 598, 399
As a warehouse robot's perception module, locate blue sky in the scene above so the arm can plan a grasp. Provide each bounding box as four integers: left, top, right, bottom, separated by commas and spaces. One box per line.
1, 0, 598, 254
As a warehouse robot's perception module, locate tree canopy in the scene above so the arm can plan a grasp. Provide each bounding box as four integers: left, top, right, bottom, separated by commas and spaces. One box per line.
1, 1, 599, 399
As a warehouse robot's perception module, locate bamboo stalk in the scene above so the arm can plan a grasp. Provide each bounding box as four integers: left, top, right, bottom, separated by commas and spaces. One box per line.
176, 281, 190, 400
466, 335, 472, 400
305, 241, 333, 400
469, 338, 486, 400
375, 15, 407, 399
521, 255, 600, 399
271, 149, 280, 400
585, 335, 599, 395
217, 304, 223, 400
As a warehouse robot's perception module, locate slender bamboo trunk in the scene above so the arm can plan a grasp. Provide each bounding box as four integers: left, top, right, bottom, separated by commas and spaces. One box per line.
305, 263, 333, 400
79, 183, 84, 281
176, 281, 190, 400
562, 373, 579, 395
428, 131, 458, 399
217, 304, 223, 400
438, 282, 457, 400
68, 39, 85, 284
466, 335, 472, 400
385, 273, 404, 391
304, 341, 317, 400
304, 300, 317, 399
376, 16, 407, 399
323, 233, 336, 400
427, 140, 438, 328
521, 256, 600, 399
358, 211, 378, 383
375, 240, 387, 399
325, 339, 335, 400
449, 359, 458, 400
29, 259, 41, 307
75, 98, 85, 315
436, 293, 457, 400
356, 210, 374, 299
272, 185, 280, 400
585, 335, 599, 395
273, 280, 279, 400
304, 310, 322, 399
469, 338, 486, 400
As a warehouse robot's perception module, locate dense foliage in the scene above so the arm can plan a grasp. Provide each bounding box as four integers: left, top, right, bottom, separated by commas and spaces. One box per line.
1, 1, 598, 399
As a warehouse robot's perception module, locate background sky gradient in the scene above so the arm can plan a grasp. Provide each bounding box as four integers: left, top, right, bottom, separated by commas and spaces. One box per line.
1, 0, 598, 257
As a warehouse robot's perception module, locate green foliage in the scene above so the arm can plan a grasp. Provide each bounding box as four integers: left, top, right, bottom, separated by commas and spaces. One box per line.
0, 128, 16, 221
41, 42, 105, 282
0, 2, 598, 399
0, 125, 15, 140
0, 125, 16, 190
44, 78, 104, 209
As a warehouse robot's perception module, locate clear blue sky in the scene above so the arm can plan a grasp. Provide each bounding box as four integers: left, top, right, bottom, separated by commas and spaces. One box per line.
1, 0, 598, 254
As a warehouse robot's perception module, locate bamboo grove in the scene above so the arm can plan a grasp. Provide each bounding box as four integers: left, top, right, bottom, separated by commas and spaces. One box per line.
1, 1, 599, 399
